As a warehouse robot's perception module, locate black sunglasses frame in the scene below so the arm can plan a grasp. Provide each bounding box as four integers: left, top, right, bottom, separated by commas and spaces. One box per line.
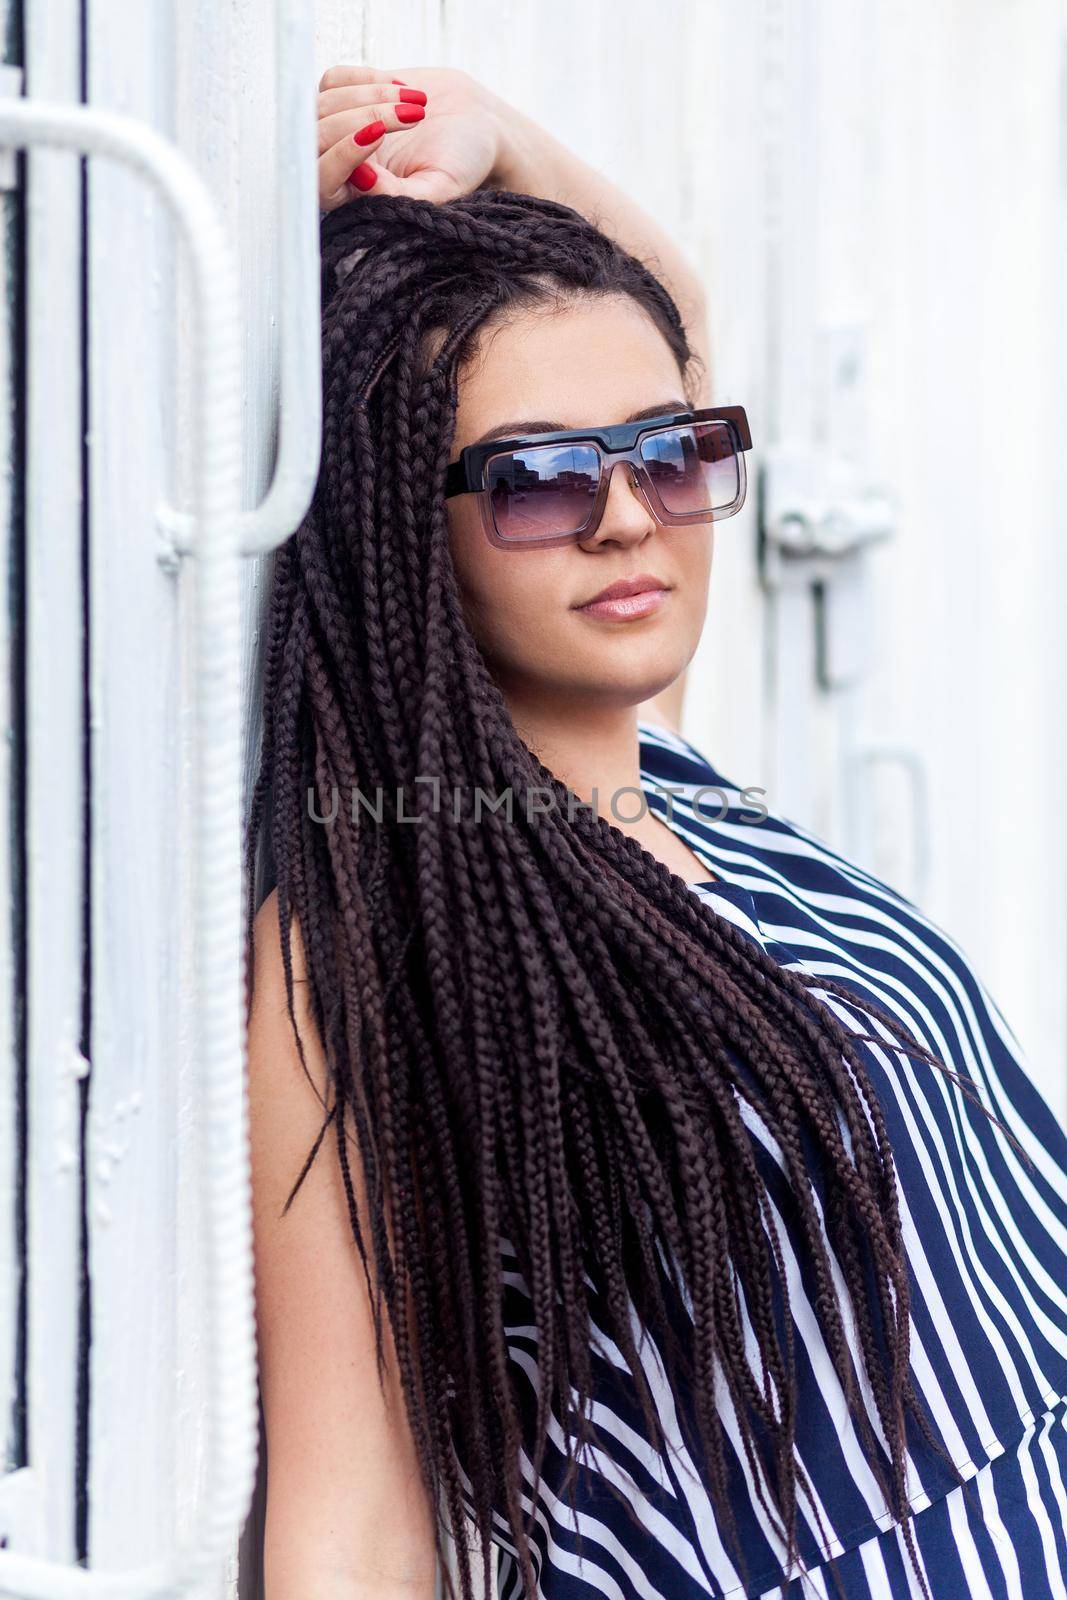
443, 405, 754, 550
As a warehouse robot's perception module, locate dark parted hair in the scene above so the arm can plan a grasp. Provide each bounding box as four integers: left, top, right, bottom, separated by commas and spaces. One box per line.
244, 187, 976, 1600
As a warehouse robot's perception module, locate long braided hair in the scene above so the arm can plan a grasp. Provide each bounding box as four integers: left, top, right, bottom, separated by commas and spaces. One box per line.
244, 188, 987, 1600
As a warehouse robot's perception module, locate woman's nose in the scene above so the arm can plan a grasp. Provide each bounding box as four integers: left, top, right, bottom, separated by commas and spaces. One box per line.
582, 460, 656, 545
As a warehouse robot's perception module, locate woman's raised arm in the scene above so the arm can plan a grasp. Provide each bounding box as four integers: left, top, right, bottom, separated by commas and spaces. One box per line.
486, 103, 713, 412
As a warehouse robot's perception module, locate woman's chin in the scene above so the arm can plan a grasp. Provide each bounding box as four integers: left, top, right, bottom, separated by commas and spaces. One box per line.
539, 675, 686, 709
568, 656, 691, 705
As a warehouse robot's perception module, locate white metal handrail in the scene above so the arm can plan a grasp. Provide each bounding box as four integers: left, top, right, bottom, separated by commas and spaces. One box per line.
0, 97, 255, 1600
156, 0, 321, 560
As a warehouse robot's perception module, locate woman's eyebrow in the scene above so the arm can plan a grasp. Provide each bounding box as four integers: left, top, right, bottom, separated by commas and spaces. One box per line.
471, 399, 689, 447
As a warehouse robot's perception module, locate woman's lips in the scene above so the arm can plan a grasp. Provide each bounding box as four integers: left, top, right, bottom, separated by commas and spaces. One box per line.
574, 588, 670, 621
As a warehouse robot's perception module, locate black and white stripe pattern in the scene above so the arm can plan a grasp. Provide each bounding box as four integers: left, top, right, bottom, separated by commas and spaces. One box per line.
456, 719, 1067, 1598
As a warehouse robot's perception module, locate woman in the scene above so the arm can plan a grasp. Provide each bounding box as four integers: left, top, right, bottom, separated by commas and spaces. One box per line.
244, 64, 1067, 1600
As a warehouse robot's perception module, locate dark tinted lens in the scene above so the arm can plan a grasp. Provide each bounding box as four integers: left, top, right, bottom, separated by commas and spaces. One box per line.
486, 443, 600, 541
640, 421, 739, 514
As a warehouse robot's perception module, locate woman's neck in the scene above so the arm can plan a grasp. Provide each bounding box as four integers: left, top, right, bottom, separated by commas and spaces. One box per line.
508, 699, 645, 822
506, 694, 717, 888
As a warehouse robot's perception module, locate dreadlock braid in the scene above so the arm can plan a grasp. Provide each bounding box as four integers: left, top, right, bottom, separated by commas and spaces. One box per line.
245, 187, 991, 1600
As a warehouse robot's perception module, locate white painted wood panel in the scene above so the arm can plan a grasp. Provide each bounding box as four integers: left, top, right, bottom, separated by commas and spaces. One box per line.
860, 0, 1067, 1119
82, 0, 192, 1581
18, 0, 87, 1564
0, 17, 22, 1552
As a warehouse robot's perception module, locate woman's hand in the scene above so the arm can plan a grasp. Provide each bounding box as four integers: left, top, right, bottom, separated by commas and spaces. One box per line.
315, 60, 712, 410
317, 64, 510, 210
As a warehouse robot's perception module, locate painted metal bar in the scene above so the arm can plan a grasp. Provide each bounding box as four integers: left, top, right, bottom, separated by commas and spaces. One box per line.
155, 0, 321, 562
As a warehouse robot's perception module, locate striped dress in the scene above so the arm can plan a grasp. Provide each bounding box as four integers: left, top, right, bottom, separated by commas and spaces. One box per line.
459, 717, 1067, 1600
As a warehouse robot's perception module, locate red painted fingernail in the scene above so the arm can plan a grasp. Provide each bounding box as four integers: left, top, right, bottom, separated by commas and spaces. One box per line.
354, 119, 386, 146
391, 78, 409, 85
397, 87, 427, 105
350, 163, 377, 191
395, 103, 425, 123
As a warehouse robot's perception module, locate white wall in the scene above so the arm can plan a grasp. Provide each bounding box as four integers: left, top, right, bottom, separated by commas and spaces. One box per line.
864, 0, 1067, 1120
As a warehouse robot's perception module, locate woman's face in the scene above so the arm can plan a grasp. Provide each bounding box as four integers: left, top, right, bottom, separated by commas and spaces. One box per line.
445, 294, 714, 717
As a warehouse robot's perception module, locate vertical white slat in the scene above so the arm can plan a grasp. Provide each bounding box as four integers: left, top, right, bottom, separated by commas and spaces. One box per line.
0, 32, 22, 1541
81, 0, 187, 1580
751, 0, 830, 827
1051, 8, 1067, 1111
680, 0, 769, 796
173, 8, 274, 1598
21, 0, 86, 1564
170, 3, 321, 1596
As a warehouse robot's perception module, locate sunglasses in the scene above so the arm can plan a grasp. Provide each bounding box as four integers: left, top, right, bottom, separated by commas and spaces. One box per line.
443, 405, 752, 549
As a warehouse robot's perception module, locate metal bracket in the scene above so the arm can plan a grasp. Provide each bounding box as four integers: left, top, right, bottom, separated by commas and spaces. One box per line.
760, 444, 899, 691
760, 442, 898, 578
0, 67, 22, 189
